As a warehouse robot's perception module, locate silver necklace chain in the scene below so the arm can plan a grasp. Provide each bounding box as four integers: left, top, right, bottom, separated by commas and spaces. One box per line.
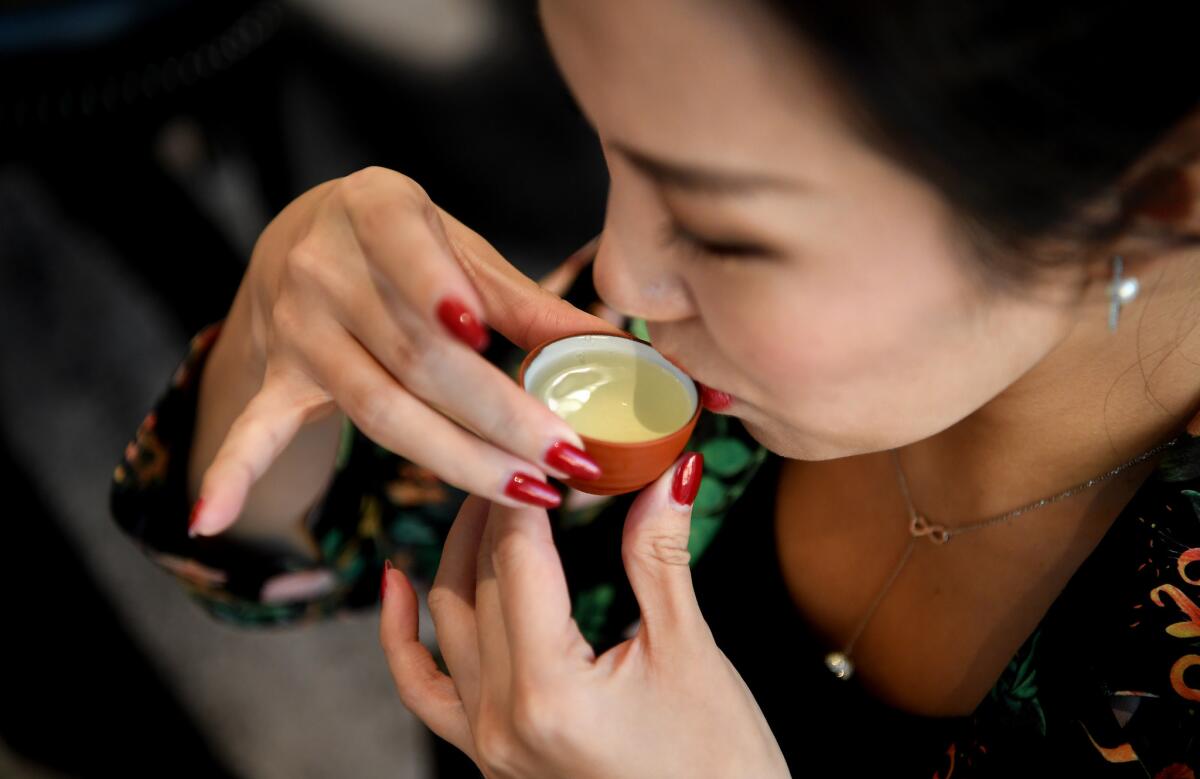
823, 433, 1184, 681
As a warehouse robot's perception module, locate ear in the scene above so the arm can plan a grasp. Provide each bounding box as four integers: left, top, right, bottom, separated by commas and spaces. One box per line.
1107, 109, 1200, 257
1066, 109, 1200, 293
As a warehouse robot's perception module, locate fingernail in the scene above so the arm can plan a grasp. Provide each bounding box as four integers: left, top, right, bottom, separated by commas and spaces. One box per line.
1188, 413, 1200, 438
697, 382, 733, 412
188, 498, 205, 538
504, 472, 562, 508
381, 559, 393, 601
670, 452, 704, 508
436, 295, 490, 352
544, 440, 602, 480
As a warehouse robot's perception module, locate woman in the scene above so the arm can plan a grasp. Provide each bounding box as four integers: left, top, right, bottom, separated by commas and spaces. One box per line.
112, 0, 1200, 775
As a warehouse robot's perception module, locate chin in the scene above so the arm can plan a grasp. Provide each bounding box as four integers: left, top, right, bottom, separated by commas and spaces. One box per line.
740, 416, 864, 462
739, 417, 799, 459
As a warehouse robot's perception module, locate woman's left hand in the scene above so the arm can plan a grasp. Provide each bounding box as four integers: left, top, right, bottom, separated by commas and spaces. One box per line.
379, 453, 791, 779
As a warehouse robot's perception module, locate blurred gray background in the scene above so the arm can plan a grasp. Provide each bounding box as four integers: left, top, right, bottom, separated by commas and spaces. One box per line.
0, 1, 607, 777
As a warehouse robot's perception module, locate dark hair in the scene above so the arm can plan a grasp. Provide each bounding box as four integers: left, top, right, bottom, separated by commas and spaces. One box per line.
767, 1, 1200, 289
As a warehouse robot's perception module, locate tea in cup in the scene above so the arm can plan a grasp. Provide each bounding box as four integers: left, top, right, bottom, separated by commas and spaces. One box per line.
519, 332, 701, 495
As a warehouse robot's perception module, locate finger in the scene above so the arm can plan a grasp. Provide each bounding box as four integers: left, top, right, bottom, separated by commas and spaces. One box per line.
436, 209, 625, 349
341, 291, 602, 484
380, 563, 478, 760
474, 505, 514, 710
191, 369, 330, 537
334, 168, 494, 352
304, 321, 564, 511
429, 494, 492, 719
536, 235, 600, 295
620, 452, 708, 646
487, 500, 592, 685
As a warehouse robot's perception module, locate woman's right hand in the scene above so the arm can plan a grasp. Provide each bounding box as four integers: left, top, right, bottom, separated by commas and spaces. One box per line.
188, 166, 622, 538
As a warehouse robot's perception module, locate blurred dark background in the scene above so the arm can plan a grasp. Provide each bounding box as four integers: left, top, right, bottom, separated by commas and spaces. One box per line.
0, 1, 606, 777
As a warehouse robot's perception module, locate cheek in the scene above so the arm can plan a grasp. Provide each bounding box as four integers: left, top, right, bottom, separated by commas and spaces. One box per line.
692, 244, 1067, 455
703, 273, 927, 402
688, 175, 968, 399
693, 223, 965, 395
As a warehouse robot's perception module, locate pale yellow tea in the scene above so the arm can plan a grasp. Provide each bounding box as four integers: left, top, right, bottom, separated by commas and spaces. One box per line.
531, 350, 693, 442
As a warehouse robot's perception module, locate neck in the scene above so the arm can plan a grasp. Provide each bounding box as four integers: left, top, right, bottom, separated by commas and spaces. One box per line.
900, 249, 1200, 524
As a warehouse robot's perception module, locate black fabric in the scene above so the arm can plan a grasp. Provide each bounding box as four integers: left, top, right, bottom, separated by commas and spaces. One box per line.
690, 435, 1200, 777
691, 453, 962, 776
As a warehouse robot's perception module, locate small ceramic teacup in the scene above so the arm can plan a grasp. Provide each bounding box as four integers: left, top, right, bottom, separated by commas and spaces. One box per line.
518, 331, 701, 495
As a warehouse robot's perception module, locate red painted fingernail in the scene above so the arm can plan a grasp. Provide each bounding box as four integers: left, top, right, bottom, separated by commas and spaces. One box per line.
697, 382, 733, 412
671, 452, 704, 507
188, 498, 205, 538
436, 296, 490, 352
504, 472, 562, 508
1188, 413, 1200, 438
381, 559, 393, 600
544, 440, 602, 480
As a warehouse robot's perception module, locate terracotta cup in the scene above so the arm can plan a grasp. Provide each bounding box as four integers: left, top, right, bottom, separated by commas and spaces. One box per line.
518, 331, 701, 496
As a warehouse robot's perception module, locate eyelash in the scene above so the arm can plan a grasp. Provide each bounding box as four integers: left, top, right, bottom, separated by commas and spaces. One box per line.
659, 221, 768, 263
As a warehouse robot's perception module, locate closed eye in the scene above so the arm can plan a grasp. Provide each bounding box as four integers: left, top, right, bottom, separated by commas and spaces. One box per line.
660, 220, 771, 262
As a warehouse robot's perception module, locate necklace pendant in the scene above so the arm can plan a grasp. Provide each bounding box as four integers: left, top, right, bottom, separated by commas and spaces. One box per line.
909, 514, 951, 544
824, 651, 855, 680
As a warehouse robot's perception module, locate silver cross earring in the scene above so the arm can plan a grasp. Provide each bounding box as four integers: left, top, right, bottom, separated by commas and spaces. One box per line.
1106, 255, 1140, 331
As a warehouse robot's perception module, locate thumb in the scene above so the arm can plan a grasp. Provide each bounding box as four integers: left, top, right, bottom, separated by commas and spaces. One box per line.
436, 211, 625, 349
621, 452, 706, 644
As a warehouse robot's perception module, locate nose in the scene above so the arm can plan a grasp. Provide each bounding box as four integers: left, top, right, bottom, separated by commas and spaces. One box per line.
592, 230, 696, 325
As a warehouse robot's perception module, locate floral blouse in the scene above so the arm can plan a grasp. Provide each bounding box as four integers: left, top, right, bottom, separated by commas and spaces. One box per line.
111, 266, 1200, 777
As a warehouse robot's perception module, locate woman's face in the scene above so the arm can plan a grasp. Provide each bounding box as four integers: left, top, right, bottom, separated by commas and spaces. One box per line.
540, 0, 1091, 460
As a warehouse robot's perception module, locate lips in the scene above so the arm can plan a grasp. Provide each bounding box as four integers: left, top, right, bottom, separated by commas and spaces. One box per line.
696, 381, 734, 412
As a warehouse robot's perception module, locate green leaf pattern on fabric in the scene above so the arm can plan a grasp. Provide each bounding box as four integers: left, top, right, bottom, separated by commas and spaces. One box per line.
1157, 436, 1200, 482
334, 416, 356, 471
319, 527, 345, 561
574, 584, 617, 645
1182, 489, 1200, 520
628, 316, 651, 342
682, 412, 769, 563
692, 477, 727, 515
390, 514, 440, 548
700, 436, 755, 477
688, 515, 725, 562
990, 630, 1047, 737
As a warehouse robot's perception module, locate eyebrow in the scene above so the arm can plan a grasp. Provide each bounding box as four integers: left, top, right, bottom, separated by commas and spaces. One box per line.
610, 141, 803, 195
